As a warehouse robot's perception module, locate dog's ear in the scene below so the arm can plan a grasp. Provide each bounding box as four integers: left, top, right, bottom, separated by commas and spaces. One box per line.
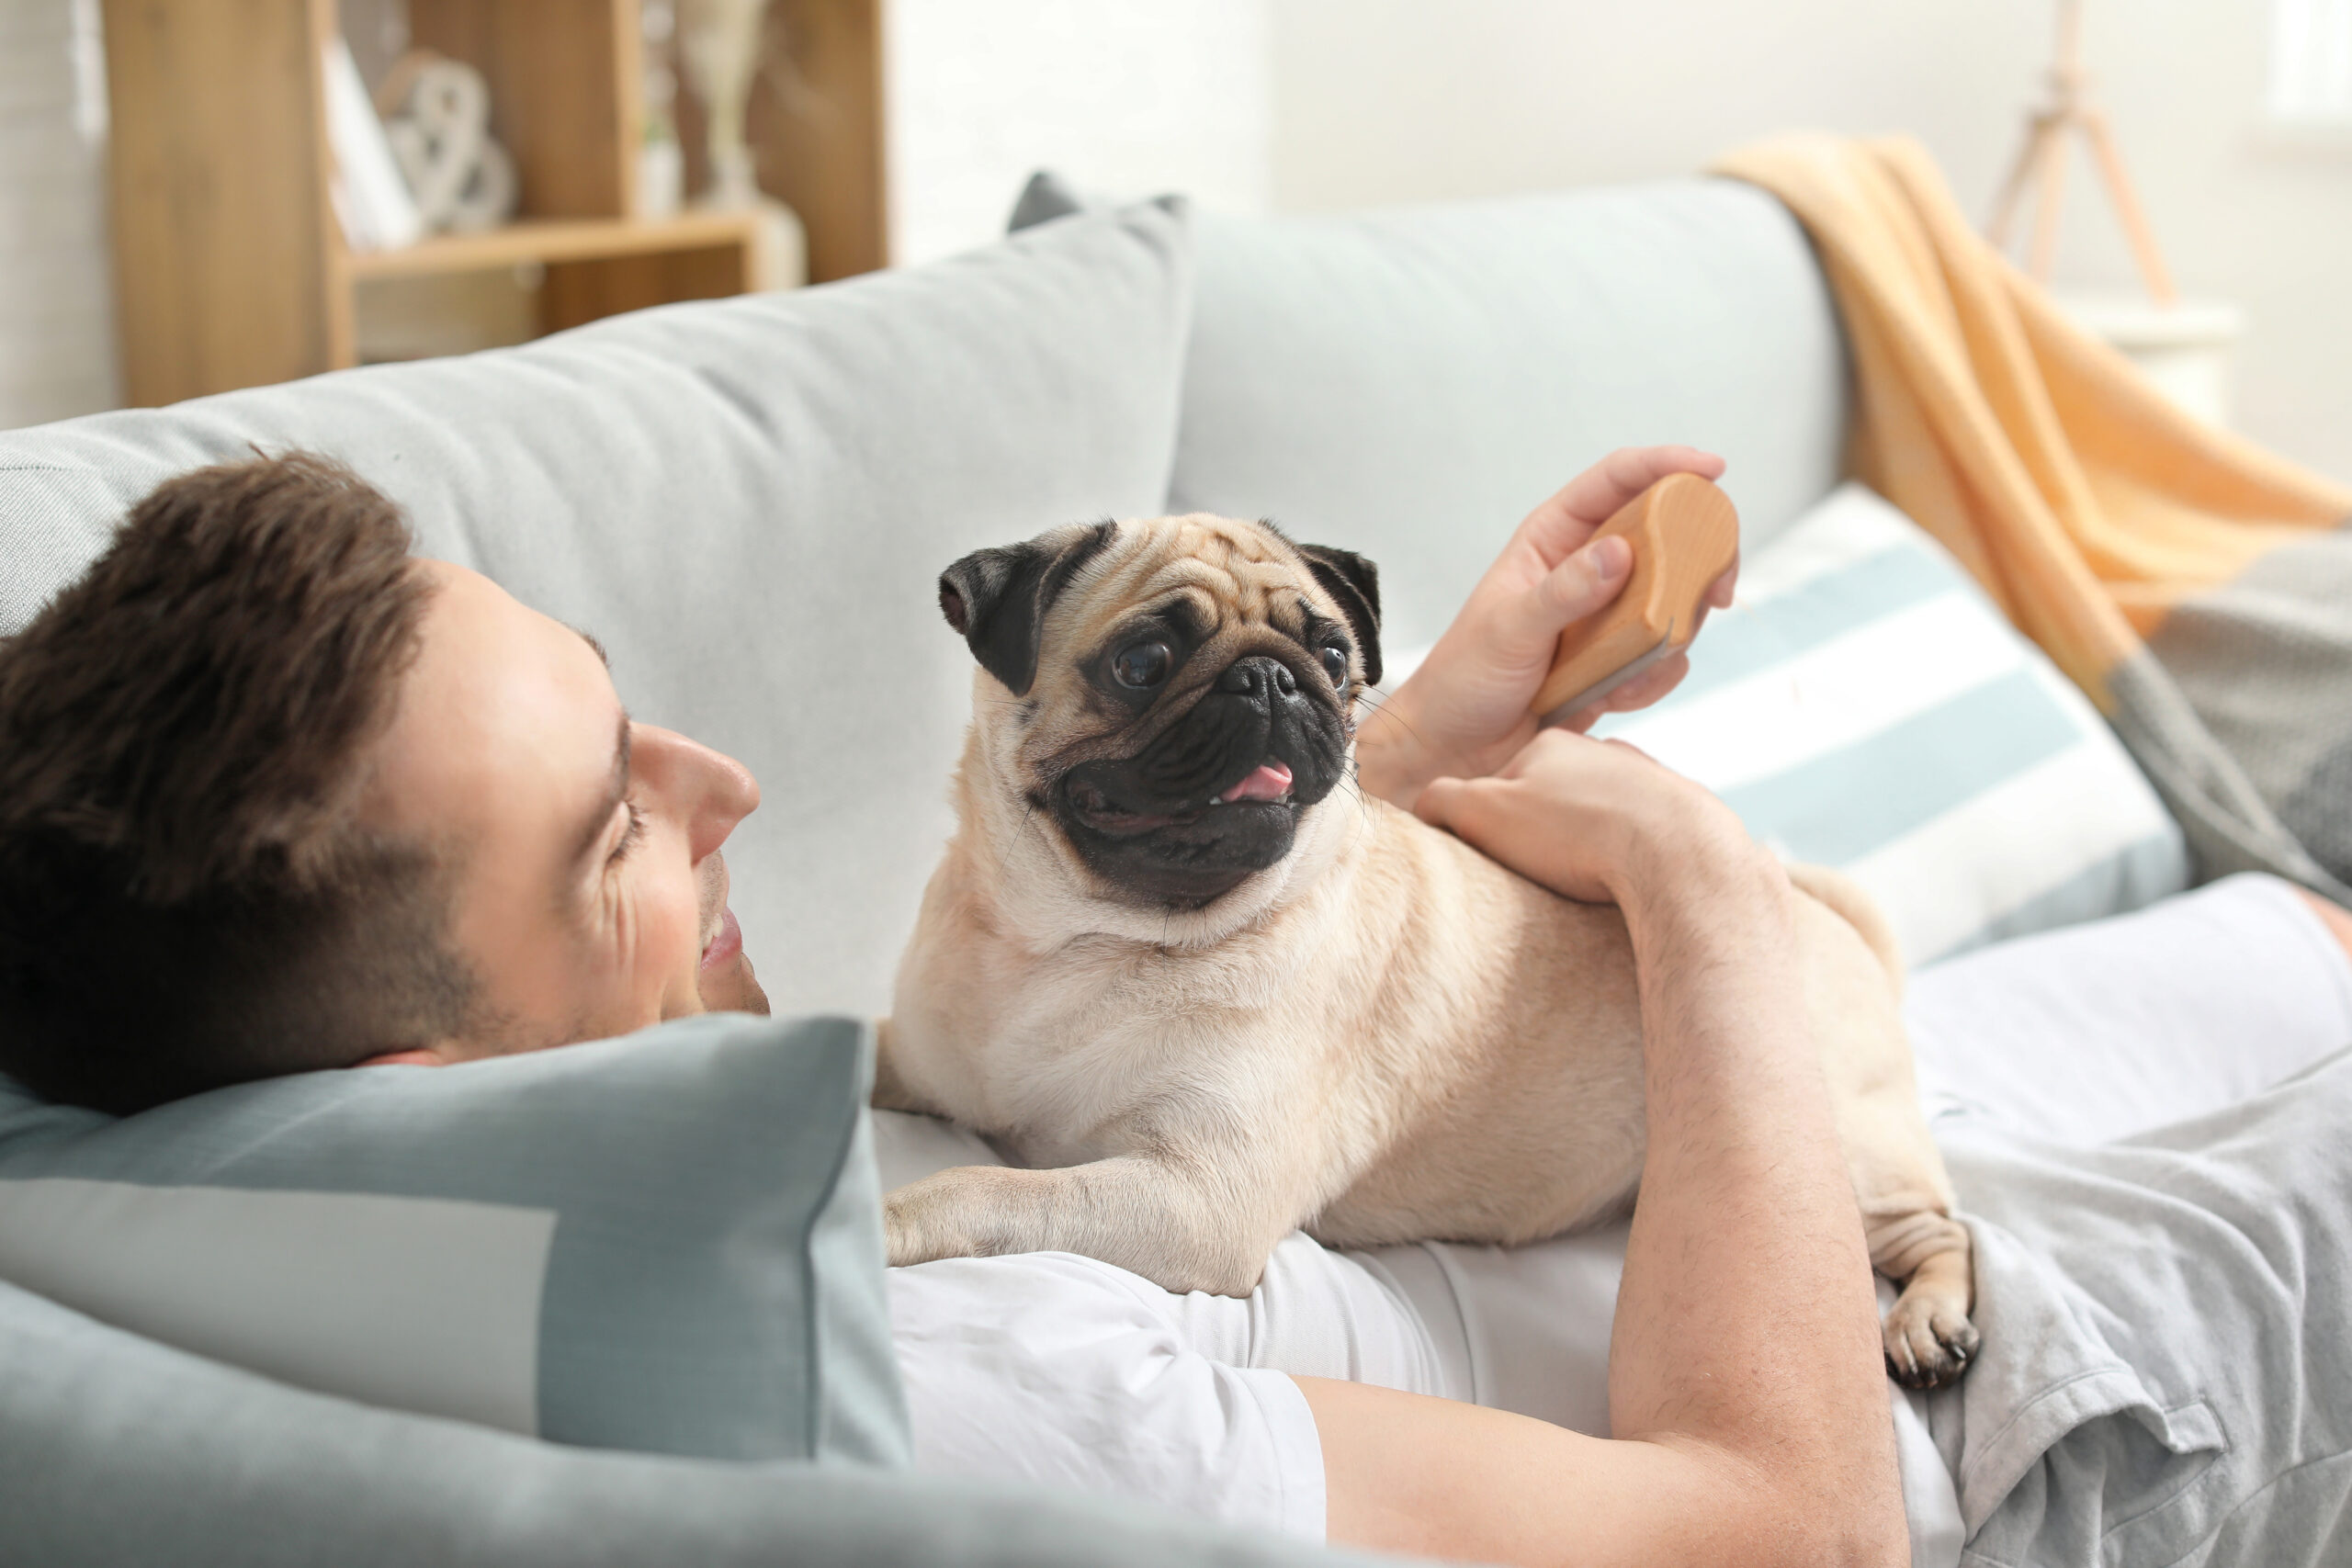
1295, 544, 1383, 688
939, 521, 1119, 695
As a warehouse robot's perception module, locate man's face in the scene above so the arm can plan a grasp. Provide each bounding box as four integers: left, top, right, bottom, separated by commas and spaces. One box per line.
358, 560, 766, 1064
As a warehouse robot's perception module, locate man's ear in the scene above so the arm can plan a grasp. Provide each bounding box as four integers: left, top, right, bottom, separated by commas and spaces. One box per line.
1295, 543, 1383, 688
938, 521, 1119, 695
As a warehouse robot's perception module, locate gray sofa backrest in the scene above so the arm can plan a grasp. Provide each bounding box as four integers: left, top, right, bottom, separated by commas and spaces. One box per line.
1168, 178, 1849, 650
0, 204, 1194, 1024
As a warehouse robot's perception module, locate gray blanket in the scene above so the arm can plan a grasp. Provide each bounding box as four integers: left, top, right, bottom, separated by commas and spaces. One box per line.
1935, 1043, 2352, 1565
2129, 524, 2352, 903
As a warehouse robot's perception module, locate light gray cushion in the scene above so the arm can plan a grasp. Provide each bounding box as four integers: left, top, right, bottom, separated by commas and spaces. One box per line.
1163, 179, 1849, 651
0, 1273, 1385, 1567
0, 199, 1195, 1022
0, 1013, 903, 1466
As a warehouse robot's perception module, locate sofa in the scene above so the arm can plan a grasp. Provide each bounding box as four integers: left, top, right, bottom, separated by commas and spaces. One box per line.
0, 173, 2193, 1563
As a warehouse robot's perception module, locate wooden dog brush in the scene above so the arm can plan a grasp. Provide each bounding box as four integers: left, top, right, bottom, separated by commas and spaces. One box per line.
1532, 473, 1740, 728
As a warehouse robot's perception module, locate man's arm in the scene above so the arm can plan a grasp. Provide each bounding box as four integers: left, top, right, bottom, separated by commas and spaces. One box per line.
2301, 889, 2352, 965
1298, 734, 1905, 1568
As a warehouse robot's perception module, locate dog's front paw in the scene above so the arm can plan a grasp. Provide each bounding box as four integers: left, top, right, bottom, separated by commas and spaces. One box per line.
882, 1168, 1000, 1268
883, 1189, 959, 1267
1883, 1288, 1980, 1390
882, 1190, 927, 1267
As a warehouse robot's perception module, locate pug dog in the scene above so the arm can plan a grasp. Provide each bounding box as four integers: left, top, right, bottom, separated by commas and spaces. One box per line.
878, 514, 1979, 1388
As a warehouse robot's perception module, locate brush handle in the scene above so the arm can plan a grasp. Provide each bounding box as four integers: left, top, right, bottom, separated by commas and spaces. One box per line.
1531, 473, 1741, 722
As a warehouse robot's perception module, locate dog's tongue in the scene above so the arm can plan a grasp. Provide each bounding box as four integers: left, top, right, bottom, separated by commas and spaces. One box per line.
1218, 761, 1294, 804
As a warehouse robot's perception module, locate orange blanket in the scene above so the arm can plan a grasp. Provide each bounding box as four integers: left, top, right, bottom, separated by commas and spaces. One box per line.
1715, 134, 2350, 708
1717, 134, 2352, 899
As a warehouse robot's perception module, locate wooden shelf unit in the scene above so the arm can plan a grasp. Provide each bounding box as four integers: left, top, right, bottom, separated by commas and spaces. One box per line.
340, 212, 758, 278
100, 0, 886, 407
345, 210, 767, 338
746, 0, 891, 285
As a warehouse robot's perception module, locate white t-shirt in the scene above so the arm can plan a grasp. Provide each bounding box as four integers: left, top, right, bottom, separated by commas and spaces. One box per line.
878, 874, 2352, 1555
888, 1235, 1430, 1540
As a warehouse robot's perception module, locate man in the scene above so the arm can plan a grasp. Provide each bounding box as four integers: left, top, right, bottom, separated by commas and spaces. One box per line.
3, 449, 2348, 1566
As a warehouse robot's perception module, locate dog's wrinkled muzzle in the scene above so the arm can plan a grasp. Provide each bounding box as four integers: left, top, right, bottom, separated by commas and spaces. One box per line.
1054, 651, 1350, 908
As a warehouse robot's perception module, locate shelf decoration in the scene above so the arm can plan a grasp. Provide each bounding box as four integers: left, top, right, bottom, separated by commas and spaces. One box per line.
322, 36, 423, 252
679, 0, 767, 209
679, 0, 807, 288
378, 51, 520, 236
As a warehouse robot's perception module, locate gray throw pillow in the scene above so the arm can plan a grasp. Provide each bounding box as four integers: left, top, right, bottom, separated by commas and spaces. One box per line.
0, 1012, 905, 1466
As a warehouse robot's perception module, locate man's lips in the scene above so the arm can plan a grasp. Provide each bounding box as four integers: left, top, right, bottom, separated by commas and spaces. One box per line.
700, 905, 742, 971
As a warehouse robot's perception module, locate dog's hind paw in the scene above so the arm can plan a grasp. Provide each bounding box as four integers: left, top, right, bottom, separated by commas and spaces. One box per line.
1883, 1293, 1979, 1390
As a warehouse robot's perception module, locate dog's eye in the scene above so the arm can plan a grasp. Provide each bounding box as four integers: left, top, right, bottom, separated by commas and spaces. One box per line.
1113, 640, 1173, 689
1318, 644, 1351, 688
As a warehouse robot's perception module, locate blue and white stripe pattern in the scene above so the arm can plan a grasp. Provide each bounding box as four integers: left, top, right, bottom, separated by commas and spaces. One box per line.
1589, 484, 2188, 964
1379, 484, 2189, 965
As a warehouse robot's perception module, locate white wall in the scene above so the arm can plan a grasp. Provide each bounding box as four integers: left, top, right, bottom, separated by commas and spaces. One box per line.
1270, 0, 2352, 482
885, 0, 1272, 266
6, 0, 2344, 479
0, 0, 117, 429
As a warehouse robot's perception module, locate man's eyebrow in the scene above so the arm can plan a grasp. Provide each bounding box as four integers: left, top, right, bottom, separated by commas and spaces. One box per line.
570, 710, 633, 875
572, 626, 610, 668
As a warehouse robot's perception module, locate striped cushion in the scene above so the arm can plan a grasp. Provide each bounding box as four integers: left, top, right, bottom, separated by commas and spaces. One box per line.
1590, 483, 2188, 963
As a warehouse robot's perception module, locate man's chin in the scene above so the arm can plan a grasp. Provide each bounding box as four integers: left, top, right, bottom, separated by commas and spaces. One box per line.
699, 951, 771, 1017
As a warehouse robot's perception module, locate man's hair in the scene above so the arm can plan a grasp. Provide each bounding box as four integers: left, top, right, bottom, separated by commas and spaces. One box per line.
0, 454, 478, 1113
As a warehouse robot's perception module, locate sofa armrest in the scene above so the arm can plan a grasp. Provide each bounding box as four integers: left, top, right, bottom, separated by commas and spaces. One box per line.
0, 1277, 1381, 1567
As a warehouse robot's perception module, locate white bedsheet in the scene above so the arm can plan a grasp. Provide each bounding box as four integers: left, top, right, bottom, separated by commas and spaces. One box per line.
1905, 871, 2352, 1144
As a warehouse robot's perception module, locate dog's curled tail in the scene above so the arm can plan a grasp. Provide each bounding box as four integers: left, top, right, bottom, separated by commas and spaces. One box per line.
1784, 862, 1906, 995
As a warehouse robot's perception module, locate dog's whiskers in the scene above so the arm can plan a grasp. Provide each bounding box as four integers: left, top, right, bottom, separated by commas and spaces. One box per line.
1356, 688, 1435, 759
1332, 772, 1376, 860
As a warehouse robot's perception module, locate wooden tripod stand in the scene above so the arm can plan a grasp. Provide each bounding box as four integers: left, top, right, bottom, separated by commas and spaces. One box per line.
1986, 0, 2177, 304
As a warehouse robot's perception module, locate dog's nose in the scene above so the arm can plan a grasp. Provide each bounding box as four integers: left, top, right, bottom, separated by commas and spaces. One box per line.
1216, 656, 1297, 700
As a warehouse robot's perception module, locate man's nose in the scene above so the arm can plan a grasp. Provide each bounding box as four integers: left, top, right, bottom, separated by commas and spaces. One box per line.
1216, 656, 1299, 702
633, 724, 760, 861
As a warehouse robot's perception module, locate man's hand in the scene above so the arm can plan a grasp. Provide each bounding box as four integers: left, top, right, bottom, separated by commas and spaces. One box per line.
1355, 446, 1736, 810
1413, 728, 1752, 910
